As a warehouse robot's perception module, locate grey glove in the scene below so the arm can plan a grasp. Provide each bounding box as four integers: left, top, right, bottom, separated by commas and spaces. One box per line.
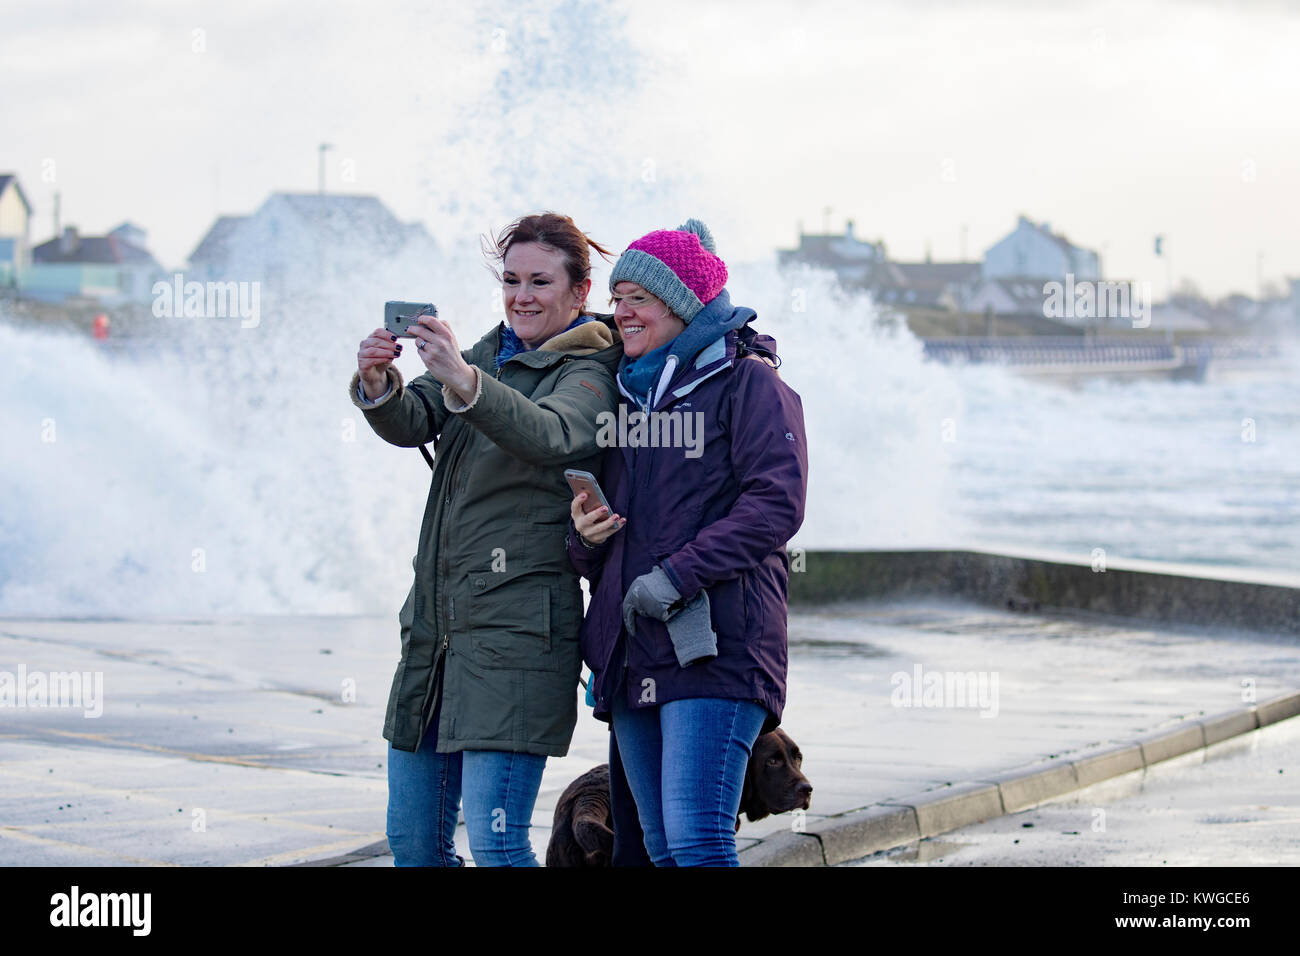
666, 590, 718, 667
622, 566, 685, 637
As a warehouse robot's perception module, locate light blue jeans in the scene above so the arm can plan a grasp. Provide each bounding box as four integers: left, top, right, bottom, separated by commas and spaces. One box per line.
611, 694, 767, 867
386, 730, 547, 867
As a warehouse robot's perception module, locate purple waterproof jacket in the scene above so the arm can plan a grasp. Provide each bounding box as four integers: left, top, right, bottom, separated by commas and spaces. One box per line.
566, 321, 808, 733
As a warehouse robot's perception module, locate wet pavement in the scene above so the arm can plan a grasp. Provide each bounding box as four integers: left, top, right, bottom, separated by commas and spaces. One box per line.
1, 598, 1296, 866
848, 712, 1300, 866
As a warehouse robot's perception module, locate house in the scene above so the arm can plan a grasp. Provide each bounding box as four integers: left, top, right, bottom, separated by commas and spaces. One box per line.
25, 222, 165, 304
0, 173, 33, 288
870, 260, 982, 310
187, 192, 438, 294
1148, 299, 1212, 332
982, 215, 1101, 281
1248, 280, 1300, 327
1206, 283, 1300, 329
966, 277, 1055, 319
1217, 293, 1258, 321
777, 221, 887, 286
187, 215, 248, 279
777, 220, 986, 310
1286, 279, 1300, 324
967, 275, 1153, 329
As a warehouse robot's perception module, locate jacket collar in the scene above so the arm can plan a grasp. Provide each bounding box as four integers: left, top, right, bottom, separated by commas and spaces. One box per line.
616, 328, 740, 412
615, 290, 755, 412
474, 315, 623, 372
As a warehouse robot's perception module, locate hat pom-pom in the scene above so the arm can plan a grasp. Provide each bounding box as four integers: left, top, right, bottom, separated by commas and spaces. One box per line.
677, 218, 716, 254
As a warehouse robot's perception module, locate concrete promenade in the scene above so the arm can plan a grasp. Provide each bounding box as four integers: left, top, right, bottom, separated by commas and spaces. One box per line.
2, 561, 1296, 865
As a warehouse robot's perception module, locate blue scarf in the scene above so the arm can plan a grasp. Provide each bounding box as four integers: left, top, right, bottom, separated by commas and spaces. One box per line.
617, 288, 752, 409
496, 313, 594, 370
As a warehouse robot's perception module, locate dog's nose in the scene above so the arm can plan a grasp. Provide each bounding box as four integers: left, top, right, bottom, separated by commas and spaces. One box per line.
796, 781, 813, 796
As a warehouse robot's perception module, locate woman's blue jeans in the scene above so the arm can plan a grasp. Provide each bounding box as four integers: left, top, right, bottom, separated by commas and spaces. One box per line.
386, 728, 547, 867
610, 694, 766, 867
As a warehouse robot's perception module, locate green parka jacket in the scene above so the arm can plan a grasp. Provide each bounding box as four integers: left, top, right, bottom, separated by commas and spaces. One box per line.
348, 316, 621, 754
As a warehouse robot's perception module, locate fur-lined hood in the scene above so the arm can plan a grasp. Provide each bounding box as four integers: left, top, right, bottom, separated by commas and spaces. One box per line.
539, 316, 617, 355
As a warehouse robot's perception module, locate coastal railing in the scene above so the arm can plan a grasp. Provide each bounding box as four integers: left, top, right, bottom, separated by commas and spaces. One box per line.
922, 336, 1280, 371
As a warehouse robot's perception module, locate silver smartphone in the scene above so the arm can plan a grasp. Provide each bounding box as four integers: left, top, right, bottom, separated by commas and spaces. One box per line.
384, 301, 437, 338
565, 469, 614, 516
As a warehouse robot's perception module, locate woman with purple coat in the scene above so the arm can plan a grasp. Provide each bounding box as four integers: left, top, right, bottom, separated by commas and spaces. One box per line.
567, 219, 808, 866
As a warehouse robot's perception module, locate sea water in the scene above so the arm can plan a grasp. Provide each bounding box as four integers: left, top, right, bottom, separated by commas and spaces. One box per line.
3, 264, 1296, 618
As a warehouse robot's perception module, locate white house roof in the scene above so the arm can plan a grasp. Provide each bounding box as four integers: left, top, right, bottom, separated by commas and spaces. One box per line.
0, 174, 32, 215
188, 193, 435, 267
187, 215, 250, 265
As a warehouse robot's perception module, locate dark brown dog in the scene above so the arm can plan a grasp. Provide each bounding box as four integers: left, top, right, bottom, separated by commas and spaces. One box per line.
545, 764, 616, 867
736, 728, 813, 827
546, 729, 812, 866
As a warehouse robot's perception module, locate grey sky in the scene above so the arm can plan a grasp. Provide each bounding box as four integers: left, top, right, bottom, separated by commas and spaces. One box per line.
4, 0, 1297, 298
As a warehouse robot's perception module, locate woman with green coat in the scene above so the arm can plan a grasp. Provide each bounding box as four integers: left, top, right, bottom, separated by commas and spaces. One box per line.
350, 212, 621, 866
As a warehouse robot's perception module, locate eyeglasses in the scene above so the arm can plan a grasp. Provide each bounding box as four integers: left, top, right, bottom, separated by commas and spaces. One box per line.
610, 292, 659, 309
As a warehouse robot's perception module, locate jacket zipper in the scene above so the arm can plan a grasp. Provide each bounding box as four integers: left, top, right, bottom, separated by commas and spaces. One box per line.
428, 414, 464, 742
430, 357, 490, 733
623, 439, 645, 674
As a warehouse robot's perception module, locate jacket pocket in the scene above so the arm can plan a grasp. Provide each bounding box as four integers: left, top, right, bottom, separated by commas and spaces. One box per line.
467, 569, 556, 672
701, 575, 746, 657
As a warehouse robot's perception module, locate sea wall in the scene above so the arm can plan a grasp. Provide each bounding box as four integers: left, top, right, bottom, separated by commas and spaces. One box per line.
788, 548, 1300, 636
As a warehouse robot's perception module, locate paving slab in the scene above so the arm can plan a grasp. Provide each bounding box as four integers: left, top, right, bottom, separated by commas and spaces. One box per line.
977, 763, 1079, 813
805, 804, 919, 866
1071, 744, 1144, 788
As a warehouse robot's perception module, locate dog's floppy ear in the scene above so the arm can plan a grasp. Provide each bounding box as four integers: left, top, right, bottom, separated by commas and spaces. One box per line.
573, 817, 614, 867
742, 750, 772, 824
737, 758, 758, 831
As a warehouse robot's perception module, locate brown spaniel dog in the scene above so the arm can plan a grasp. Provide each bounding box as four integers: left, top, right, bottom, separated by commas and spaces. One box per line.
546, 729, 812, 866
545, 764, 616, 867
737, 728, 813, 827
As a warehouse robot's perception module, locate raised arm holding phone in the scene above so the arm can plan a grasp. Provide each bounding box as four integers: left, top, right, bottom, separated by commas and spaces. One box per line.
350, 212, 623, 868
357, 306, 477, 405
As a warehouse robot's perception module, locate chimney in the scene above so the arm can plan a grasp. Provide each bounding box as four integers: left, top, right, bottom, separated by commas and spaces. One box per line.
59, 225, 78, 256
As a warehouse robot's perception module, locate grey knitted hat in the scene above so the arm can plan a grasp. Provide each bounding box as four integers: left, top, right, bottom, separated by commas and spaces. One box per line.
608, 218, 728, 324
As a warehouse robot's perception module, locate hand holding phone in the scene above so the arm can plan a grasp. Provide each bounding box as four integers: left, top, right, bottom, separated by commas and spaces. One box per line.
566, 469, 625, 545
384, 301, 437, 338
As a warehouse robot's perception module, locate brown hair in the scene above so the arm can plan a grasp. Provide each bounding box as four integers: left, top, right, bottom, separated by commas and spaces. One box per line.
483, 212, 613, 314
